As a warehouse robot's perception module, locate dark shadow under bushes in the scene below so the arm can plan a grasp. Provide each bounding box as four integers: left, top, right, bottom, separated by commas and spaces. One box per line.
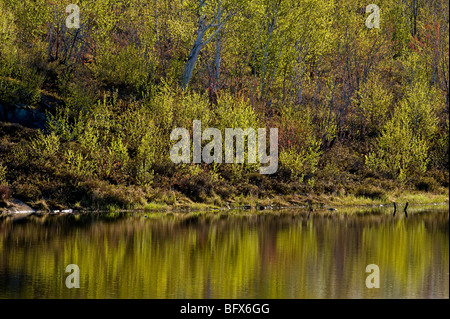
354, 185, 386, 200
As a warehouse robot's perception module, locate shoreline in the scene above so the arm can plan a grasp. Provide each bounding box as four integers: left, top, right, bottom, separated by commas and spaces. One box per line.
2, 191, 448, 216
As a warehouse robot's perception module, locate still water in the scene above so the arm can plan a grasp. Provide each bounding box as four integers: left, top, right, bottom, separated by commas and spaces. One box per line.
0, 206, 448, 299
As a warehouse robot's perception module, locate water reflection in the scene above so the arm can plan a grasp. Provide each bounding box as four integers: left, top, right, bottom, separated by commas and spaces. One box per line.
0, 207, 448, 298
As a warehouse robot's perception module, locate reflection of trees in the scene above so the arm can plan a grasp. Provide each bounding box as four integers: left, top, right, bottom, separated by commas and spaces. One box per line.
0, 209, 448, 298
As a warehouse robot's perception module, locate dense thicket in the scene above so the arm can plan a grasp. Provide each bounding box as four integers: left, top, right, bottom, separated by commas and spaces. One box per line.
0, 0, 448, 208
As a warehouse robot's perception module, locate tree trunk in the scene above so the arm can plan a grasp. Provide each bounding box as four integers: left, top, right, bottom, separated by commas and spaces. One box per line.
182, 40, 203, 87
154, 0, 159, 43
181, 1, 231, 88
213, 30, 222, 82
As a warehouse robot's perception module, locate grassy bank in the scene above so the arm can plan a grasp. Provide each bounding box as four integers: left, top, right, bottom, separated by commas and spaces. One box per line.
1, 190, 448, 214
1, 120, 448, 213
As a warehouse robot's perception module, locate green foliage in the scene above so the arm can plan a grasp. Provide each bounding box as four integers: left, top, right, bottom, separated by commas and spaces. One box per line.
92, 44, 156, 93
62, 80, 98, 114
354, 72, 393, 135
366, 82, 439, 180
0, 1, 17, 54
64, 148, 93, 178
4, 0, 51, 42
214, 92, 261, 175
134, 132, 155, 187
430, 119, 449, 170
0, 55, 44, 105
0, 161, 7, 185
30, 131, 61, 159
278, 105, 322, 180
123, 106, 158, 186
385, 1, 411, 57
280, 142, 321, 182
214, 92, 260, 130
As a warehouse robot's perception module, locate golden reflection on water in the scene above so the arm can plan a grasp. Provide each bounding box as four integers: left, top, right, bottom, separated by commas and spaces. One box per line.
0, 207, 448, 299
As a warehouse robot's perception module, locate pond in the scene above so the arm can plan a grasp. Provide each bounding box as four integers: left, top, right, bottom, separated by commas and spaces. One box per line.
0, 205, 448, 299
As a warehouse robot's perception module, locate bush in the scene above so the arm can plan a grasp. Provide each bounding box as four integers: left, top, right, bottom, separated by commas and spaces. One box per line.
355, 185, 385, 200
413, 176, 439, 192
172, 167, 228, 202
365, 82, 439, 180
29, 131, 60, 158
353, 71, 393, 136
278, 106, 322, 181
0, 161, 7, 184
0, 185, 11, 202
92, 44, 155, 94
280, 144, 321, 182
174, 173, 214, 202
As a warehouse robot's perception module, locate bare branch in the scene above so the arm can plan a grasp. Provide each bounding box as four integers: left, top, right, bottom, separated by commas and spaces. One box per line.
202, 22, 225, 46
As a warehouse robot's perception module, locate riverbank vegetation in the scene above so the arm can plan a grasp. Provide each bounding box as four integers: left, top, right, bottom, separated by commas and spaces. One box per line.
0, 0, 448, 211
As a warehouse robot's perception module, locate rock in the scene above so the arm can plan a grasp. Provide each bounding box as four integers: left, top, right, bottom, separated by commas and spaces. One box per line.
0, 103, 46, 129
5, 198, 36, 214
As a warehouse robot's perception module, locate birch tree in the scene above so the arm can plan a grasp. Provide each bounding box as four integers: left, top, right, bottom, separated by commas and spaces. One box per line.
182, 0, 235, 87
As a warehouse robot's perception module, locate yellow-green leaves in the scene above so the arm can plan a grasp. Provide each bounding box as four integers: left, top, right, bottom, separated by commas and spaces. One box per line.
366, 82, 439, 179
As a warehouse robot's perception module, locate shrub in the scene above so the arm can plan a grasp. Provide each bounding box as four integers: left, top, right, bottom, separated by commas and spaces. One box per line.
278, 106, 322, 181
353, 71, 393, 136
173, 168, 218, 202
413, 176, 439, 192
280, 144, 321, 182
0, 185, 11, 202
365, 83, 439, 180
214, 92, 262, 174
92, 44, 155, 94
0, 161, 7, 184
29, 131, 61, 158
355, 185, 385, 200
64, 148, 94, 179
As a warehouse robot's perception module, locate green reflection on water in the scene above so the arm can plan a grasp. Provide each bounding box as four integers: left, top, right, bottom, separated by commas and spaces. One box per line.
0, 207, 448, 299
